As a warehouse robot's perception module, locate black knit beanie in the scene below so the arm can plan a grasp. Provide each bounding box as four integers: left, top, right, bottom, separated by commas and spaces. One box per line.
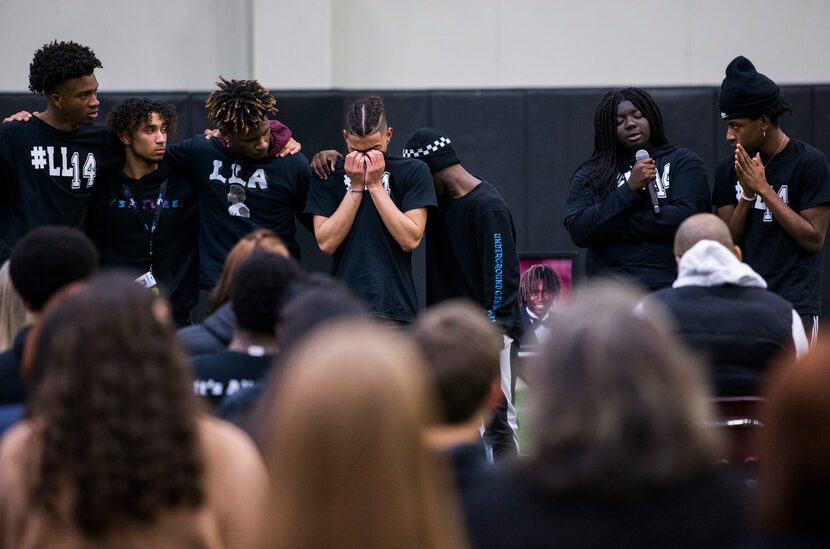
718, 55, 780, 120
402, 127, 460, 172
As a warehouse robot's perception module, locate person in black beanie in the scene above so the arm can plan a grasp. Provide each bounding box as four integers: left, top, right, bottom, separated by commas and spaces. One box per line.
712, 55, 830, 342
403, 127, 523, 458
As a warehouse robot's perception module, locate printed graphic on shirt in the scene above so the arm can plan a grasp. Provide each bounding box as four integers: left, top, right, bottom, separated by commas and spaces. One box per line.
227, 183, 251, 218
617, 162, 671, 198
208, 160, 268, 189
733, 180, 789, 223
343, 171, 391, 195
29, 145, 97, 189
618, 163, 671, 198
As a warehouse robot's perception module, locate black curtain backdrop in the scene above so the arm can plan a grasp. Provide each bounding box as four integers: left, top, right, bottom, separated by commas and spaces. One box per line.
3, 86, 829, 311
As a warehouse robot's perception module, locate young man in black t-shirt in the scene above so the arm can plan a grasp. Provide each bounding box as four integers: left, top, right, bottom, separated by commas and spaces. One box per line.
86, 98, 199, 326
713, 56, 830, 340
192, 253, 304, 408
0, 41, 119, 261
165, 78, 310, 290
305, 96, 436, 323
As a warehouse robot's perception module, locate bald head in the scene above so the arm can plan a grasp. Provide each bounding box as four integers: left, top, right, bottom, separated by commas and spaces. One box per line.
674, 213, 736, 257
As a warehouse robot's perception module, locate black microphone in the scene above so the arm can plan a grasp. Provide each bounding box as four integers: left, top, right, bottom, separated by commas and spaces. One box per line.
635, 149, 661, 215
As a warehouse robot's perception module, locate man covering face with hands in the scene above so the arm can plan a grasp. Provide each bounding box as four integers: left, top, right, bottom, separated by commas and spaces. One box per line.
305, 96, 436, 323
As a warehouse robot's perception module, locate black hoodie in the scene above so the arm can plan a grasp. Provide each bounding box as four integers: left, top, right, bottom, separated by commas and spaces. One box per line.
564, 144, 711, 290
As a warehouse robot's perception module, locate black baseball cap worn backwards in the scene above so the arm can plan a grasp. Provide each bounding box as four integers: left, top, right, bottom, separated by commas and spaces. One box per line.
719, 55, 780, 120
402, 127, 461, 173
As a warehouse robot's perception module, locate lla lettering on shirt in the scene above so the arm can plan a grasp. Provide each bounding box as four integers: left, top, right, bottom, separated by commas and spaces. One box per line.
29, 145, 97, 189
619, 163, 671, 198
209, 160, 268, 190
733, 180, 789, 223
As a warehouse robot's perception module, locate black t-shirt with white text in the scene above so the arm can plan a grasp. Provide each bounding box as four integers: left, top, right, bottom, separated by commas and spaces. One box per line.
305, 155, 437, 323
0, 117, 120, 260
166, 137, 311, 288
712, 139, 830, 315
86, 161, 199, 319
192, 350, 272, 407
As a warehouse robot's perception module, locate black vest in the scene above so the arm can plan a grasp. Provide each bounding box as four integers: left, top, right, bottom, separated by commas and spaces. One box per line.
650, 285, 795, 396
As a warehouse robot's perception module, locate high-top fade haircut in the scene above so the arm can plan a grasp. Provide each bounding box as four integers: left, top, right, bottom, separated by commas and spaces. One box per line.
582, 87, 669, 199
29, 40, 102, 95
346, 96, 387, 136
205, 76, 277, 136
107, 97, 177, 137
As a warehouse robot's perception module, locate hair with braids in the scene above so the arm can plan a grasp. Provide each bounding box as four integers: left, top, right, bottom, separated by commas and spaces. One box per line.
27, 273, 204, 537
519, 264, 562, 305
205, 76, 277, 136
578, 87, 669, 199
107, 97, 177, 138
346, 95, 387, 136
752, 99, 793, 127
29, 40, 102, 95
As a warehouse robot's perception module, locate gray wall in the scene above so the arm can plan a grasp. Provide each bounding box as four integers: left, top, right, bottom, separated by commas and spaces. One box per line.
1, 0, 829, 91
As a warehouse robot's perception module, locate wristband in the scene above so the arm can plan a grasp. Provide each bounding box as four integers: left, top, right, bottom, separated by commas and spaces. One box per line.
741, 191, 757, 202
349, 187, 366, 193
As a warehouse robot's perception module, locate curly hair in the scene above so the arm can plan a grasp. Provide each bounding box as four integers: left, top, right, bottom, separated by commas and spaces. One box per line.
205, 76, 277, 136
346, 95, 387, 136
27, 273, 204, 537
578, 87, 669, 199
107, 97, 177, 137
28, 40, 102, 95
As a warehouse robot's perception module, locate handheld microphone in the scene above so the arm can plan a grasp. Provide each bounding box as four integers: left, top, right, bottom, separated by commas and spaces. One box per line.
635, 149, 661, 215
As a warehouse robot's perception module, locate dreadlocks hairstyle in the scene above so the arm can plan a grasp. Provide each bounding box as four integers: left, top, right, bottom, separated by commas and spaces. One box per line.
520, 264, 562, 305
107, 97, 177, 138
205, 76, 277, 136
28, 40, 102, 95
579, 87, 669, 199
754, 99, 793, 127
346, 96, 387, 136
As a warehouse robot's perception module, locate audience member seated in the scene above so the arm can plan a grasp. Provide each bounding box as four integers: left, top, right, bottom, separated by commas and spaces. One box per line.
218, 274, 369, 435
465, 282, 748, 549
749, 339, 830, 548
411, 300, 504, 493
260, 320, 469, 549
192, 252, 303, 407
0, 226, 98, 405
178, 229, 290, 358
646, 213, 807, 396
0, 260, 32, 353
0, 273, 268, 549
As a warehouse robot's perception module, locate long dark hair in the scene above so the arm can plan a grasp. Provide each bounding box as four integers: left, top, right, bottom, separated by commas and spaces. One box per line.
579, 87, 669, 199
28, 273, 204, 536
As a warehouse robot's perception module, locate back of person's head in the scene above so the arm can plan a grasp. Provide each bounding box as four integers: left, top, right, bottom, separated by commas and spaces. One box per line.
230, 253, 304, 336
757, 338, 830, 536
524, 281, 720, 499
27, 273, 203, 536
261, 321, 468, 549
8, 226, 98, 313
411, 300, 502, 425
674, 213, 736, 258
276, 276, 369, 351
209, 229, 289, 312
0, 260, 32, 351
